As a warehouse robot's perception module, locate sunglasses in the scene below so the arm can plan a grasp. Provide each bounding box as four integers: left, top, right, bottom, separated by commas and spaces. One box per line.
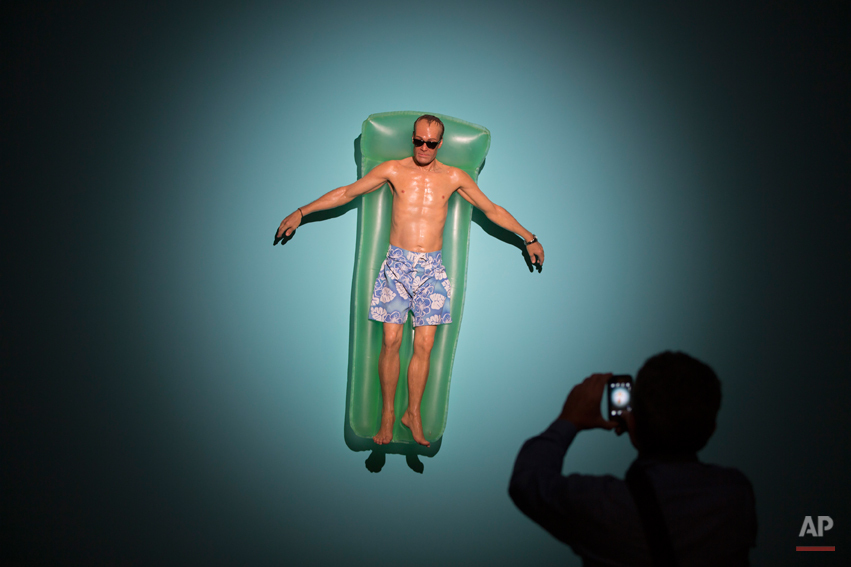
413, 138, 440, 149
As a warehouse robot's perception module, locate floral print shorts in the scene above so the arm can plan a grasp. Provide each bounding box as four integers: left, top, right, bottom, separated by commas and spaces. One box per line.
368, 245, 452, 327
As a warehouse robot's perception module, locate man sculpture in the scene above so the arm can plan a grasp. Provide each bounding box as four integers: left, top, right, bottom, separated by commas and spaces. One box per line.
277, 115, 544, 447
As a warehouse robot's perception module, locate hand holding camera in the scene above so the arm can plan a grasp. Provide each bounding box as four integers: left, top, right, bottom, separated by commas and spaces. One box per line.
558, 373, 620, 431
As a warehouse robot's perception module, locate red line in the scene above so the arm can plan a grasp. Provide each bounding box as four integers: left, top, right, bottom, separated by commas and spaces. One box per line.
796, 546, 835, 551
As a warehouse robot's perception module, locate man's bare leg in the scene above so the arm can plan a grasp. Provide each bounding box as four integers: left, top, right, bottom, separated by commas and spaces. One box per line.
373, 323, 403, 445
401, 325, 436, 447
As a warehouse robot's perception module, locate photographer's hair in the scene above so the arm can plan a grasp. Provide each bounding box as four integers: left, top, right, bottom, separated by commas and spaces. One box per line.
413, 114, 445, 140
633, 351, 722, 455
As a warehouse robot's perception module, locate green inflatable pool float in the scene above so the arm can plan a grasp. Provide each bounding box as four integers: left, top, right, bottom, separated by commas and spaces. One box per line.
344, 111, 491, 460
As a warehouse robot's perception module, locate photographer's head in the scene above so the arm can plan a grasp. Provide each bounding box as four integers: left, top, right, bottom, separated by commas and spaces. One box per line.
631, 351, 721, 456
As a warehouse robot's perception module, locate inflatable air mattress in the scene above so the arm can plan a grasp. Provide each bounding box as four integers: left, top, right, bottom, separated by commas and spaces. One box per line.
344, 111, 490, 456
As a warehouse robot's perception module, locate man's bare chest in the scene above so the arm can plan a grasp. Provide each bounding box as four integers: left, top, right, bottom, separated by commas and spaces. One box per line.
388, 171, 457, 206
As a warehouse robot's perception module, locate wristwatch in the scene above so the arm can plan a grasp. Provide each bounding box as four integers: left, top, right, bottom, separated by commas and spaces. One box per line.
525, 235, 538, 245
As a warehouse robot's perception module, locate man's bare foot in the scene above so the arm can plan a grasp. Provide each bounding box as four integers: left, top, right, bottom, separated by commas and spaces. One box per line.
373, 410, 395, 445
401, 410, 430, 447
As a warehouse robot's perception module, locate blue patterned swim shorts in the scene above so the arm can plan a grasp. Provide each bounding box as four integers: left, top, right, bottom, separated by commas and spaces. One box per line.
368, 245, 453, 327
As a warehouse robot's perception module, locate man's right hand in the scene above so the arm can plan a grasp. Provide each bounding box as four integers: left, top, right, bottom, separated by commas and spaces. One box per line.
276, 209, 303, 241
558, 373, 619, 431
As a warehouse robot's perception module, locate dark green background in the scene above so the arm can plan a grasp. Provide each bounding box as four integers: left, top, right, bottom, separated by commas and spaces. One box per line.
4, 1, 848, 565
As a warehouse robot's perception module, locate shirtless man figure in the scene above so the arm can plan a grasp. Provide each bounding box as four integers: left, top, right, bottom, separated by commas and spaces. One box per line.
276, 115, 545, 447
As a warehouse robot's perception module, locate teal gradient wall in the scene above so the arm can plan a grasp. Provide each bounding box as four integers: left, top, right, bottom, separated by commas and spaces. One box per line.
5, 1, 848, 565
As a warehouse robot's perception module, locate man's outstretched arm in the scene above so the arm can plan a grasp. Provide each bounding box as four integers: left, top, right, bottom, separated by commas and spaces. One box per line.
455, 171, 545, 267
509, 374, 618, 544
511, 374, 617, 495
276, 161, 394, 239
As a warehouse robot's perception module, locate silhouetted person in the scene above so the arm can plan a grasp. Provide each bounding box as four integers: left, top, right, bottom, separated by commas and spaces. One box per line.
509, 351, 756, 566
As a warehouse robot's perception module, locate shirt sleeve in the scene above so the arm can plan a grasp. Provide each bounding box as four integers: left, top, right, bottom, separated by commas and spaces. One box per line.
508, 419, 581, 545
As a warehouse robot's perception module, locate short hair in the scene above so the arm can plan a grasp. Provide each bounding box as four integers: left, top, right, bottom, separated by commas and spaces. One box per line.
633, 351, 722, 455
413, 114, 445, 140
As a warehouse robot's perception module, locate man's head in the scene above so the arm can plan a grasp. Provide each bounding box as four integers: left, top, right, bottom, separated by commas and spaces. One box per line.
630, 351, 721, 455
412, 115, 444, 166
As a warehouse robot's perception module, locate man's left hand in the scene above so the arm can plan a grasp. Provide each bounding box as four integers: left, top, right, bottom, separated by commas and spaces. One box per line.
527, 242, 544, 268
558, 373, 619, 431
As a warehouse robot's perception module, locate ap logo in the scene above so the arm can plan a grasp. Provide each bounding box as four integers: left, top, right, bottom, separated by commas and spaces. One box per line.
799, 516, 833, 537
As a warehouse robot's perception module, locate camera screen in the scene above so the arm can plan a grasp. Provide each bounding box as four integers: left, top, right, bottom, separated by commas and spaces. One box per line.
608, 380, 632, 418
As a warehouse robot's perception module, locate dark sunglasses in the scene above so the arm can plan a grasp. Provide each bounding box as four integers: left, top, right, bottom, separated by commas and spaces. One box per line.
413, 138, 440, 149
